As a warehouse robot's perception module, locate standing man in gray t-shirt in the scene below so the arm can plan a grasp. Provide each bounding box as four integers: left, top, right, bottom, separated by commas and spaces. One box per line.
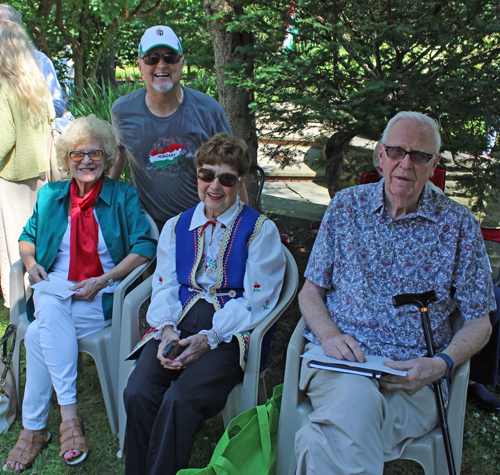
110, 25, 247, 231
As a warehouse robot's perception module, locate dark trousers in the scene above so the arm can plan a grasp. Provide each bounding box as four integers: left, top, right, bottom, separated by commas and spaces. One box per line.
470, 285, 500, 385
124, 300, 244, 475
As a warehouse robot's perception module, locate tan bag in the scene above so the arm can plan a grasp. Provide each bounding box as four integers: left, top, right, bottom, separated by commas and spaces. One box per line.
0, 324, 17, 433
46, 117, 65, 182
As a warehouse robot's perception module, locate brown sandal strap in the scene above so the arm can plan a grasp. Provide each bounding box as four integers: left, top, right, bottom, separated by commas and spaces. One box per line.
6, 430, 51, 468
59, 418, 89, 457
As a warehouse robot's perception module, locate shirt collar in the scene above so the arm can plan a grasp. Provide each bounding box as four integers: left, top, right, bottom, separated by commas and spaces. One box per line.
56, 179, 72, 201
413, 183, 444, 224
369, 179, 386, 215
96, 177, 112, 205
189, 196, 241, 231
57, 177, 111, 205
369, 178, 443, 223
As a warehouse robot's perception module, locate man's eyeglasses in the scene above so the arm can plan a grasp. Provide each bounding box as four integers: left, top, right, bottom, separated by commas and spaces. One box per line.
141, 52, 182, 65
68, 149, 105, 162
383, 146, 436, 166
197, 168, 240, 188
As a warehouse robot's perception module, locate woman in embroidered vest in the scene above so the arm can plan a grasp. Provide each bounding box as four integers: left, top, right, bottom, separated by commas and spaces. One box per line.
4, 115, 157, 472
0, 20, 54, 309
124, 132, 286, 475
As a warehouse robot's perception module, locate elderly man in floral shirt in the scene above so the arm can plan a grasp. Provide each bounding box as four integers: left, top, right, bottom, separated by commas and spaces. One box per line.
295, 112, 496, 475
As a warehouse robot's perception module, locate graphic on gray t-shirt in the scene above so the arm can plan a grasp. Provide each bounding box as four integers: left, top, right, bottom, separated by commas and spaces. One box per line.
111, 86, 231, 226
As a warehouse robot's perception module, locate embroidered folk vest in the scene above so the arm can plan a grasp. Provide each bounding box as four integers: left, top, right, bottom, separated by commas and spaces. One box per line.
175, 201, 267, 319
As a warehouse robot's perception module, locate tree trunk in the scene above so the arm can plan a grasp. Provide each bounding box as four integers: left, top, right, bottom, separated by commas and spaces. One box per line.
96, 42, 116, 85
324, 131, 356, 198
27, 0, 55, 57
72, 46, 85, 92
203, 0, 260, 211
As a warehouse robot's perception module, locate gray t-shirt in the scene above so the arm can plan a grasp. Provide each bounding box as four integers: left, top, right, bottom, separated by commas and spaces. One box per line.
111, 86, 231, 225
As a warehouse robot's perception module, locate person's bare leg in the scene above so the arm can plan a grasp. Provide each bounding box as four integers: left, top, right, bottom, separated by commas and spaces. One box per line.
60, 403, 82, 461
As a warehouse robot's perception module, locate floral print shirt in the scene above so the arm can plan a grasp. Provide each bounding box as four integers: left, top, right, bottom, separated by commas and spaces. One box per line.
304, 180, 496, 361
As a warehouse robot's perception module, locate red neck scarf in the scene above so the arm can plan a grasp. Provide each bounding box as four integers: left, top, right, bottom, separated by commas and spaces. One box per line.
68, 176, 104, 282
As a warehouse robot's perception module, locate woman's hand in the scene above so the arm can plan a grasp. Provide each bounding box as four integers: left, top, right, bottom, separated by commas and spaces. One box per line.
157, 332, 210, 371
175, 334, 210, 368
70, 276, 106, 301
157, 326, 181, 370
27, 263, 49, 285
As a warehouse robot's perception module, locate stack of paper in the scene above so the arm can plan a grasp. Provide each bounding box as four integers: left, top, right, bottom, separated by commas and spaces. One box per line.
301, 344, 407, 379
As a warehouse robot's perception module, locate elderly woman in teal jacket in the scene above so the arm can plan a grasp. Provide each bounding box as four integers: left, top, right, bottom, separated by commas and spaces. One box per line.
4, 115, 157, 473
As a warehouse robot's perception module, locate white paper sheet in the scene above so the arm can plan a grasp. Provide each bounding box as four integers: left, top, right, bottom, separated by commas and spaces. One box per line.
31, 275, 76, 300
301, 343, 408, 377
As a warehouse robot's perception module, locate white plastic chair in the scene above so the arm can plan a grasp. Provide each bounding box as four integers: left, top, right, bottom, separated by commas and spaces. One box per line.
9, 213, 158, 434
275, 314, 469, 475
115, 244, 299, 457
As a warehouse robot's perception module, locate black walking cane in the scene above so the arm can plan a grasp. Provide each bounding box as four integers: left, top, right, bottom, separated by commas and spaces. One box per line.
392, 290, 456, 475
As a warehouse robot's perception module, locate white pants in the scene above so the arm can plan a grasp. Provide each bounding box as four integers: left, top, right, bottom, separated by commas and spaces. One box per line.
295, 344, 439, 475
0, 174, 47, 308
22, 289, 110, 430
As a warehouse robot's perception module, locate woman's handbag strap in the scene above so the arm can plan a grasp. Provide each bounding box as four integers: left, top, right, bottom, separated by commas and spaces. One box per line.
0, 324, 16, 390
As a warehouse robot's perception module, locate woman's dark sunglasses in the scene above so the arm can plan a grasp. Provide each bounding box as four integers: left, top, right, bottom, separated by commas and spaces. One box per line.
197, 168, 240, 188
141, 52, 182, 65
68, 149, 104, 162
383, 146, 435, 166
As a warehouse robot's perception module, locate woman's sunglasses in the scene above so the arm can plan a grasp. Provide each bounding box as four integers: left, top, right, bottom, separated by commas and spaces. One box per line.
68, 149, 104, 162
197, 168, 240, 188
141, 52, 182, 65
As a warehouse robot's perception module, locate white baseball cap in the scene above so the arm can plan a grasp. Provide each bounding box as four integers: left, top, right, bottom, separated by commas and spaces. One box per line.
139, 25, 183, 56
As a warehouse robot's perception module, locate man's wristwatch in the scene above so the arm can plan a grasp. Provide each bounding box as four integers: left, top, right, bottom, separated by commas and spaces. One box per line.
104, 272, 114, 287
433, 353, 454, 379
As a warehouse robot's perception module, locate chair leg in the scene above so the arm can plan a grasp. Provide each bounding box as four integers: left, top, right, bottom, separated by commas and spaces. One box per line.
13, 340, 22, 408
257, 374, 267, 405
91, 355, 118, 434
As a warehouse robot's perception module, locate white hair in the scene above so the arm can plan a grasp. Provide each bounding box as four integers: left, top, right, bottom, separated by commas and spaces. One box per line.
381, 112, 441, 153
0, 4, 22, 24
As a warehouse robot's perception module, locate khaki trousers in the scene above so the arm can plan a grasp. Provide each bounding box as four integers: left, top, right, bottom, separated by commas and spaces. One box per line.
0, 174, 47, 307
295, 343, 439, 475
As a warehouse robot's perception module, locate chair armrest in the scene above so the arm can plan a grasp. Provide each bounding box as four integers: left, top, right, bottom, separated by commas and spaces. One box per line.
238, 246, 299, 411
275, 318, 307, 475
118, 275, 154, 365
447, 357, 470, 467
283, 317, 308, 409
9, 259, 28, 327
117, 276, 154, 415
112, 260, 151, 317
110, 259, 153, 352
112, 209, 158, 357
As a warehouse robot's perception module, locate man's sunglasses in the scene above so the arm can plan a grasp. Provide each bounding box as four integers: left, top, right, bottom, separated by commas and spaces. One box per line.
383, 146, 436, 166
68, 149, 104, 162
197, 168, 240, 188
141, 52, 182, 65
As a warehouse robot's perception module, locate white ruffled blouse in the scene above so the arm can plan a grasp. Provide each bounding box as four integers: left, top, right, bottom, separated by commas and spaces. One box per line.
147, 197, 286, 348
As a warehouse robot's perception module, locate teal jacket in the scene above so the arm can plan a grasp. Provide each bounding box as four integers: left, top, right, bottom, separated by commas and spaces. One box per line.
20, 178, 157, 320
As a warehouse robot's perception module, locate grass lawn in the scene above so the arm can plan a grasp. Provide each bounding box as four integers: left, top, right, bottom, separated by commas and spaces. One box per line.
1, 289, 499, 474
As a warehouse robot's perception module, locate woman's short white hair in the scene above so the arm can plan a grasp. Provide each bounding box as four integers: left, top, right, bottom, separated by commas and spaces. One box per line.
56, 115, 119, 174
381, 112, 441, 154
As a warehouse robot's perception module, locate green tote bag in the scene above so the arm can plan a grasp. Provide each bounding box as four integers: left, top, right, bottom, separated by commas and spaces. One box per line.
178, 384, 283, 475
